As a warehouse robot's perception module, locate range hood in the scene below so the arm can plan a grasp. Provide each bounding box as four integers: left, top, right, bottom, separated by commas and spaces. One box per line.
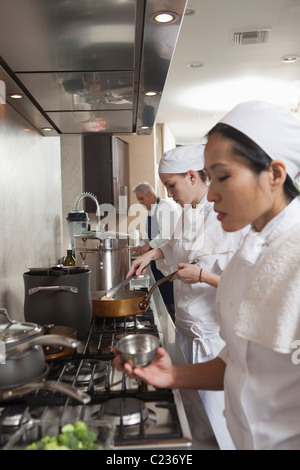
0, 0, 187, 136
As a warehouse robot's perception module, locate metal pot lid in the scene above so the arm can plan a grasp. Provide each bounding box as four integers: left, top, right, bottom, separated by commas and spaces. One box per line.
26, 265, 89, 275
0, 321, 42, 345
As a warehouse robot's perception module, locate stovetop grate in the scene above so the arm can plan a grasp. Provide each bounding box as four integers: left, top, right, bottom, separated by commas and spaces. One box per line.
0, 306, 192, 449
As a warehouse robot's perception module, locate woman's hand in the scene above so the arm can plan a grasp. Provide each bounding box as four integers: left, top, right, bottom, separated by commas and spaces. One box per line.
174, 263, 201, 284
174, 263, 220, 287
127, 248, 164, 278
127, 252, 153, 278
112, 347, 175, 389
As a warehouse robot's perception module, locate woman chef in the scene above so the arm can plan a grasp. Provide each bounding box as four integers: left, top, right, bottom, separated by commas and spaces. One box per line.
126, 145, 248, 449
114, 100, 300, 450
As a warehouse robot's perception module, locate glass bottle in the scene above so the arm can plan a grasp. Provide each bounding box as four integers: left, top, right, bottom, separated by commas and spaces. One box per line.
64, 249, 76, 266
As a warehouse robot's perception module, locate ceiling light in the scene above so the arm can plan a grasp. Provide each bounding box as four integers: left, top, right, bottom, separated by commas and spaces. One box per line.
9, 93, 23, 99
151, 11, 179, 24
145, 91, 158, 96
41, 127, 53, 132
281, 55, 299, 63
140, 126, 150, 130
187, 62, 203, 68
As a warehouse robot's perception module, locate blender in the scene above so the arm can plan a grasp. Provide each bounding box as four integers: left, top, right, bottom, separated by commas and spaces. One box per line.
67, 210, 89, 255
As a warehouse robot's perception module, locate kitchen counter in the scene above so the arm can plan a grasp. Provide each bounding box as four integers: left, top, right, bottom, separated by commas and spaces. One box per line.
149, 273, 219, 450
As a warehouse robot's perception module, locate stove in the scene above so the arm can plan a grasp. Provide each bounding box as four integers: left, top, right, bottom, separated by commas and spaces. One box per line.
0, 306, 193, 450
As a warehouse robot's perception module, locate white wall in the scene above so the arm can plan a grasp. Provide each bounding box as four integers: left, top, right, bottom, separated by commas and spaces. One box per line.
0, 103, 62, 321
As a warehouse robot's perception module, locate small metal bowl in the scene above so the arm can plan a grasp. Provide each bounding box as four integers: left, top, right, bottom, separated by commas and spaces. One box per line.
116, 334, 160, 368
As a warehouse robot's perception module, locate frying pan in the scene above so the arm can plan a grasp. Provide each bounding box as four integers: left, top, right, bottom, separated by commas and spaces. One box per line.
92, 271, 176, 318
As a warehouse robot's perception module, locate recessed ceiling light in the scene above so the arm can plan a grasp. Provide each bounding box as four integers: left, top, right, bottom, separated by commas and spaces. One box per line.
145, 91, 158, 96
281, 55, 299, 63
140, 126, 150, 130
151, 11, 179, 24
9, 93, 23, 99
187, 62, 203, 68
41, 127, 53, 132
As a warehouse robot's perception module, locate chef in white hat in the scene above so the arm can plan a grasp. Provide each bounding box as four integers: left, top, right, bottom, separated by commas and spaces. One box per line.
114, 101, 300, 450
127, 143, 249, 450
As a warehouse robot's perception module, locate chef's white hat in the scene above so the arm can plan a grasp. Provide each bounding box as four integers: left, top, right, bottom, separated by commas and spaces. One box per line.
159, 144, 205, 174
219, 100, 300, 180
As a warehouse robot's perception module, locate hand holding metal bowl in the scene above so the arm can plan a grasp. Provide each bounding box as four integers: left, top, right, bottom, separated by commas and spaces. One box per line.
116, 334, 160, 368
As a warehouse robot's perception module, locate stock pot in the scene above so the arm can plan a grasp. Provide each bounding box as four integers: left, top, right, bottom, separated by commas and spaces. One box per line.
23, 265, 92, 337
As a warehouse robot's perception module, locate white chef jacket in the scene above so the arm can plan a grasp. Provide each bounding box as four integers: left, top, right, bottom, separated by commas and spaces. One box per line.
217, 197, 300, 450
158, 194, 249, 449
146, 198, 182, 249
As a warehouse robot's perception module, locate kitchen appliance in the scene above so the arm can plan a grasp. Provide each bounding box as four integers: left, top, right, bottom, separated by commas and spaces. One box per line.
75, 231, 130, 293
23, 265, 92, 337
66, 210, 89, 255
0, 0, 188, 136
0, 298, 193, 450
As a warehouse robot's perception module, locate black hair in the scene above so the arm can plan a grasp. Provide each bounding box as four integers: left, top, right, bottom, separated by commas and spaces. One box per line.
207, 123, 300, 201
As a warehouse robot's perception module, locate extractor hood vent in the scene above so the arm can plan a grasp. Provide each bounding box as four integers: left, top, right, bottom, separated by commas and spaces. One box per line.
0, 0, 188, 136
233, 29, 271, 45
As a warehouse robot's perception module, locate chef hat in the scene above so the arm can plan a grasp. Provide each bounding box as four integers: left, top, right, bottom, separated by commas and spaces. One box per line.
219, 100, 300, 180
159, 144, 205, 174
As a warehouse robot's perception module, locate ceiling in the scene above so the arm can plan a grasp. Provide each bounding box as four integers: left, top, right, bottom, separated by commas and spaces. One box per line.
0, 0, 188, 136
156, 0, 300, 144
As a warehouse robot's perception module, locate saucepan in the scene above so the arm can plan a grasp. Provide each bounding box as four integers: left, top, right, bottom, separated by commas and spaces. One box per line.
0, 309, 89, 404
91, 270, 177, 318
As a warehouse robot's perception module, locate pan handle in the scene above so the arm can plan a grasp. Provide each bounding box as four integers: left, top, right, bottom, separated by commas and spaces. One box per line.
6, 334, 80, 358
28, 286, 78, 295
139, 271, 178, 310
1, 380, 91, 404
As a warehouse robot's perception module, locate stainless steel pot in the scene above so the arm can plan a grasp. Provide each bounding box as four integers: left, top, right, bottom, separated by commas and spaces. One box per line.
74, 231, 130, 292
0, 309, 79, 389
0, 309, 90, 404
23, 265, 92, 337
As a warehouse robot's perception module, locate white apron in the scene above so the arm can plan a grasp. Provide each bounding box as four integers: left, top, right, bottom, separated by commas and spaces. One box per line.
158, 194, 249, 450
217, 197, 300, 449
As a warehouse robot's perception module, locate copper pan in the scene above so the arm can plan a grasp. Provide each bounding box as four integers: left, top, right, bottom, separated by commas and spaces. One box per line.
92, 271, 176, 318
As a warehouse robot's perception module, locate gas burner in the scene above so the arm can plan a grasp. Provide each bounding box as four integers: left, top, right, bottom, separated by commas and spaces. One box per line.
0, 406, 31, 429
100, 397, 150, 426
62, 360, 108, 385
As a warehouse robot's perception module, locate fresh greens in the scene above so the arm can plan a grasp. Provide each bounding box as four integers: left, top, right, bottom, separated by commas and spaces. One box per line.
25, 421, 100, 451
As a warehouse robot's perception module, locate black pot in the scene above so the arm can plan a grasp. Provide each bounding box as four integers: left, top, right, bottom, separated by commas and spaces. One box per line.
23, 265, 92, 337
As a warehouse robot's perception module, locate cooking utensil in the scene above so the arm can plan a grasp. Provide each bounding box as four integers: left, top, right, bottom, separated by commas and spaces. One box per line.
42, 325, 77, 360
0, 362, 90, 404
74, 231, 131, 293
102, 263, 150, 299
0, 309, 80, 389
116, 334, 160, 367
23, 264, 92, 337
0, 334, 80, 390
92, 270, 177, 318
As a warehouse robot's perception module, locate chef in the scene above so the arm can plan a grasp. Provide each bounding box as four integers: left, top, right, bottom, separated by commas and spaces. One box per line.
127, 145, 249, 450
114, 100, 300, 450
131, 182, 181, 317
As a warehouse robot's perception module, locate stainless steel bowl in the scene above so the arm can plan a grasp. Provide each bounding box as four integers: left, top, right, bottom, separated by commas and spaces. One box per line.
116, 334, 160, 368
